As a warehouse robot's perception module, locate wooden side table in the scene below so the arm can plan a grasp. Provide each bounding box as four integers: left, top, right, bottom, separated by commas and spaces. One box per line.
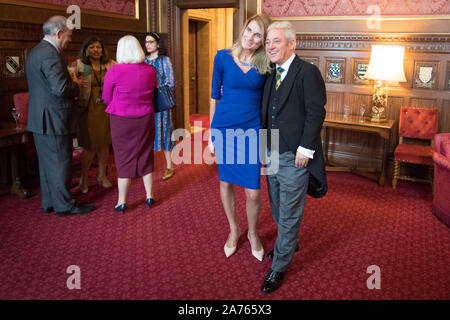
0, 122, 31, 198
323, 113, 394, 186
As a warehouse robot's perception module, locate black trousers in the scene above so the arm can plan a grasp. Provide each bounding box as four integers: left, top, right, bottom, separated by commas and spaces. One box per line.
33, 133, 74, 212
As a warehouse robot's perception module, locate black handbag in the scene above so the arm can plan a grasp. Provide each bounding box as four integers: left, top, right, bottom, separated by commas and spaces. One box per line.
154, 57, 176, 112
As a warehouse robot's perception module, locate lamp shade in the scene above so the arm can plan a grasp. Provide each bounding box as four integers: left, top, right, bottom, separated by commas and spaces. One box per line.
365, 45, 407, 82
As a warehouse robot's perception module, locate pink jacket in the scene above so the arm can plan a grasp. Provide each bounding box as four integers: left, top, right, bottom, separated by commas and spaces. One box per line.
103, 62, 157, 117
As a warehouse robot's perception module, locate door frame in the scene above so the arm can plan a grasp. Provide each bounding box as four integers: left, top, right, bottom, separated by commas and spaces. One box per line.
168, 0, 244, 131
183, 13, 212, 131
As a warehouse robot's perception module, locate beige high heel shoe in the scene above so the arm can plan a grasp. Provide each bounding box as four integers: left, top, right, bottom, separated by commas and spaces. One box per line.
224, 243, 237, 258
248, 233, 264, 262
224, 232, 240, 258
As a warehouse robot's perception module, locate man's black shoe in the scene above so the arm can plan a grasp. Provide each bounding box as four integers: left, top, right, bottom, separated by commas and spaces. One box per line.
57, 203, 94, 217
261, 269, 285, 294
42, 207, 54, 213
267, 245, 299, 260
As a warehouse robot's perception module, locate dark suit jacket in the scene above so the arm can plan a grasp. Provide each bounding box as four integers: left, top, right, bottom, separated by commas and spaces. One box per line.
25, 39, 80, 135
262, 55, 327, 198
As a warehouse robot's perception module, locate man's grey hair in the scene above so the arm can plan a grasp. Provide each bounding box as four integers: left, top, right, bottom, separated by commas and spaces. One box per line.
267, 21, 296, 46
43, 16, 68, 36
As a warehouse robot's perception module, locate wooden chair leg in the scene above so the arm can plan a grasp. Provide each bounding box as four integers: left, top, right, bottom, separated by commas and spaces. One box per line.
392, 160, 399, 189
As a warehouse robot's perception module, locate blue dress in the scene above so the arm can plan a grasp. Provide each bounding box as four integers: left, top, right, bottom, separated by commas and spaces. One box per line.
211, 49, 265, 190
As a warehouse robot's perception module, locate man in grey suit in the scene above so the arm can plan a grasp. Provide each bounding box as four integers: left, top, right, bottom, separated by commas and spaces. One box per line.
26, 16, 94, 217
261, 21, 327, 294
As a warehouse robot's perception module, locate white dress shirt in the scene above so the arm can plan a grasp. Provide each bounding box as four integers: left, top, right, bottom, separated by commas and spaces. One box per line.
276, 53, 315, 159
43, 38, 60, 53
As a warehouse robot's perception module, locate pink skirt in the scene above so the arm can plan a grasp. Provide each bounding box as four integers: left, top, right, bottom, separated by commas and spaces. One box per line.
110, 113, 155, 178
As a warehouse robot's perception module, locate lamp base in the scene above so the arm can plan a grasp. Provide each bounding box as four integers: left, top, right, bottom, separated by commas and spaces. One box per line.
370, 114, 387, 123
370, 80, 388, 123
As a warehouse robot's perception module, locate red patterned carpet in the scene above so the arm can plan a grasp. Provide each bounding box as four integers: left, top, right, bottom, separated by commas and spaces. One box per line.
1, 143, 449, 300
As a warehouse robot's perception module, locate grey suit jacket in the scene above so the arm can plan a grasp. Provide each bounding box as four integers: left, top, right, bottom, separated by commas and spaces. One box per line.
262, 55, 328, 198
25, 39, 80, 135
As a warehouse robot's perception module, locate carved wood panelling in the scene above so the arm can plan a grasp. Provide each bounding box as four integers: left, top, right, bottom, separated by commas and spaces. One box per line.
296, 34, 450, 53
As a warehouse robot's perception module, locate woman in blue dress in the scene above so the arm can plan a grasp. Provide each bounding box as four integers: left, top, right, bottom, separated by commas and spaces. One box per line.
144, 32, 176, 181
210, 14, 272, 261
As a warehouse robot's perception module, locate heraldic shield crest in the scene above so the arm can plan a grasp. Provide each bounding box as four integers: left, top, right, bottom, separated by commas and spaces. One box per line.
419, 67, 433, 84
6, 56, 20, 74
329, 63, 341, 78
357, 64, 368, 79
2, 53, 24, 79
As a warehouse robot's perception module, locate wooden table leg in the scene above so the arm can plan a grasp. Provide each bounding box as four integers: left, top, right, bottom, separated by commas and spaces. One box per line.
379, 134, 389, 187
9, 144, 30, 198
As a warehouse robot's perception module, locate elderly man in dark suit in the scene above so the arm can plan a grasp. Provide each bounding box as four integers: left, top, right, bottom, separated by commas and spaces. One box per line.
26, 16, 94, 217
261, 21, 327, 294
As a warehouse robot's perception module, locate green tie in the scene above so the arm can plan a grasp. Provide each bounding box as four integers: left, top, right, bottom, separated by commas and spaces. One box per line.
275, 67, 284, 90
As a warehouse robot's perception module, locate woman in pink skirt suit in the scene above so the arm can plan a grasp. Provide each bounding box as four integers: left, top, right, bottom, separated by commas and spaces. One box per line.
102, 35, 157, 213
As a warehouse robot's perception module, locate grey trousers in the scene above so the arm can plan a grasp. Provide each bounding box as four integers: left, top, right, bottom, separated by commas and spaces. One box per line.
266, 151, 309, 272
33, 133, 74, 212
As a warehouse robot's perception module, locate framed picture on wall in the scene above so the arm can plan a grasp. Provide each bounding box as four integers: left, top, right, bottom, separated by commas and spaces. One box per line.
352, 59, 370, 84
413, 61, 439, 90
325, 58, 345, 84
1, 49, 25, 80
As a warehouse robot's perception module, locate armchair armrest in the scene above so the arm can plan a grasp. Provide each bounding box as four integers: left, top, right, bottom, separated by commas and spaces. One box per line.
433, 152, 450, 170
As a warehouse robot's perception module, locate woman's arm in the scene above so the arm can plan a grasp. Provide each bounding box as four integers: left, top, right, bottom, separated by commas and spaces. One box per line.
162, 56, 176, 89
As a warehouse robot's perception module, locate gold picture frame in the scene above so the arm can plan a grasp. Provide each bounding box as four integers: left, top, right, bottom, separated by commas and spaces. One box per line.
1, 0, 140, 20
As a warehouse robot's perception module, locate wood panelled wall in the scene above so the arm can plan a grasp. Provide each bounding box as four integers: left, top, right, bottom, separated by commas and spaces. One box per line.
295, 33, 450, 173
0, 21, 159, 123
0, 0, 167, 124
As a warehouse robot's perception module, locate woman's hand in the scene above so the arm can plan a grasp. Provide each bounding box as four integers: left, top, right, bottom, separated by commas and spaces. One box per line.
208, 135, 214, 154
73, 74, 88, 88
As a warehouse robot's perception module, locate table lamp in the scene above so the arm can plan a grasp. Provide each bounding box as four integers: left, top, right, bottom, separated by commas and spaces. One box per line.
365, 45, 407, 122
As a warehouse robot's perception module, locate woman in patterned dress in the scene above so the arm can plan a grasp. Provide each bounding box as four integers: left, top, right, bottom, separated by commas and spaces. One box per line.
144, 32, 176, 181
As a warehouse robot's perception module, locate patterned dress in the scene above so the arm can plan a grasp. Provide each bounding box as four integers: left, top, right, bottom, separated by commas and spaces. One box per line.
144, 55, 176, 151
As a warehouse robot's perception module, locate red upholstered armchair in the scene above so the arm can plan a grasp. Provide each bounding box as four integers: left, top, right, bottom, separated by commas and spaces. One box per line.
433, 133, 450, 227
392, 107, 438, 189
12, 92, 82, 166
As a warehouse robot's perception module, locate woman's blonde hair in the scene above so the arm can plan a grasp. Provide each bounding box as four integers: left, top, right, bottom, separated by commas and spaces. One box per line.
231, 14, 272, 74
116, 35, 145, 64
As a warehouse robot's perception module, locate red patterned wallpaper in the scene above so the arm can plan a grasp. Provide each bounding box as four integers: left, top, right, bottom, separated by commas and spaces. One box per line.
24, 0, 135, 16
262, 0, 450, 17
